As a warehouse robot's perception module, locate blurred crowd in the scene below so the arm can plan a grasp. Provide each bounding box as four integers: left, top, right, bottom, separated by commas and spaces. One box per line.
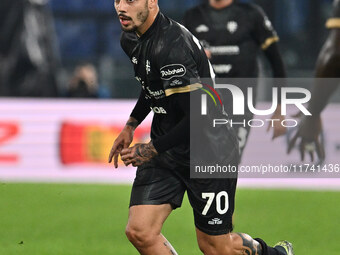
0, 0, 336, 98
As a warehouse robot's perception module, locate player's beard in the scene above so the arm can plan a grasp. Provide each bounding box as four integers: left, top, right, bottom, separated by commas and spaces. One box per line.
211, 0, 232, 4
121, 1, 149, 33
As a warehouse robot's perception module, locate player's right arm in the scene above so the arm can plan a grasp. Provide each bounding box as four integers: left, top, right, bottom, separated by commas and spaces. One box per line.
108, 90, 151, 167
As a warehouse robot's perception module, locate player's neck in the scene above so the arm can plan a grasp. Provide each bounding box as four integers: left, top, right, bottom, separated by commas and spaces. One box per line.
136, 8, 160, 37
209, 0, 233, 10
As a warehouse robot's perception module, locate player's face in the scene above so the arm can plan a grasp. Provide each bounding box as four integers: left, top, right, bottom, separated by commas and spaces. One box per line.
114, 0, 149, 33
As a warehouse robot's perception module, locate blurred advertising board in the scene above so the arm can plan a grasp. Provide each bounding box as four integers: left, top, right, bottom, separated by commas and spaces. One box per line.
0, 99, 151, 183
0, 99, 340, 189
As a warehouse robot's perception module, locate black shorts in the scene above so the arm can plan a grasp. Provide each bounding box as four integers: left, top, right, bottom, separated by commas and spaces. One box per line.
130, 153, 238, 236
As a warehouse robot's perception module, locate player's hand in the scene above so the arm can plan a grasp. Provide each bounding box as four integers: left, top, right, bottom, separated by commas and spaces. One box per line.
287, 115, 325, 162
267, 105, 286, 139
108, 125, 134, 168
120, 142, 158, 167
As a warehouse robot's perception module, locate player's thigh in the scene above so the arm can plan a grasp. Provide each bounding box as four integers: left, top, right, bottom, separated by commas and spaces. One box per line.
187, 177, 238, 236
130, 157, 186, 209
127, 204, 173, 235
128, 158, 186, 234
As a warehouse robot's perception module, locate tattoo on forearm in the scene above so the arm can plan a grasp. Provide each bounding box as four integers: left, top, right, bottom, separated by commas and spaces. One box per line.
132, 143, 158, 166
236, 233, 262, 255
126, 118, 139, 129
135, 144, 157, 158
163, 241, 178, 255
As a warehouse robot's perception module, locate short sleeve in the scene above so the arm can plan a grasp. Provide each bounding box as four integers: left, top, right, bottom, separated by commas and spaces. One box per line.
157, 37, 202, 97
251, 5, 279, 51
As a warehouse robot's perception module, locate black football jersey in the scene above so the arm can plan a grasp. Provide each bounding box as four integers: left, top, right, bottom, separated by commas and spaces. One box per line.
121, 12, 238, 163
326, 0, 340, 28
183, 2, 278, 78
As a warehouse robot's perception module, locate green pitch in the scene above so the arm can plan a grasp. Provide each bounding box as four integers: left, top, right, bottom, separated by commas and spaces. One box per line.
0, 183, 339, 255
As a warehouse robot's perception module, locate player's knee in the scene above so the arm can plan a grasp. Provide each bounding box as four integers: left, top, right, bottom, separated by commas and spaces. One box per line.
125, 225, 157, 248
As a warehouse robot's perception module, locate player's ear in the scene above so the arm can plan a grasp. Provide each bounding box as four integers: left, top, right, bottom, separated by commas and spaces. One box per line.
149, 0, 158, 10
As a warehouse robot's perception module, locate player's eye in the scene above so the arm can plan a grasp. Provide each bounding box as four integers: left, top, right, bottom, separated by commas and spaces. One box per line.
115, 0, 135, 5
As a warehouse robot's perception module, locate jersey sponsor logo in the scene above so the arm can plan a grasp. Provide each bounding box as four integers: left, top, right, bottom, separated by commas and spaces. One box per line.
170, 79, 183, 87
195, 24, 209, 33
226, 21, 238, 34
150, 106, 167, 114
209, 46, 240, 55
208, 218, 223, 225
160, 64, 187, 80
212, 64, 232, 74
132, 57, 138, 64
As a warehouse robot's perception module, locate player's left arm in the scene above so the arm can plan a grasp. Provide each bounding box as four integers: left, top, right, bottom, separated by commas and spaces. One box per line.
120, 92, 190, 167
251, 4, 287, 139
121, 36, 202, 167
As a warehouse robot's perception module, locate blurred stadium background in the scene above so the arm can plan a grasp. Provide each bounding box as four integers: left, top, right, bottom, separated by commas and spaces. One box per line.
1, 0, 340, 254
50, 0, 340, 98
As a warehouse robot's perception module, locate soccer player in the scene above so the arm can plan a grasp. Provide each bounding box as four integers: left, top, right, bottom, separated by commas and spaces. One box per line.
183, 0, 287, 158
109, 0, 293, 254
288, 0, 340, 161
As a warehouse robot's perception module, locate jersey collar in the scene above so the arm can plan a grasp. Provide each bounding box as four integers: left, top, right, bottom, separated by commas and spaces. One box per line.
138, 11, 161, 41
